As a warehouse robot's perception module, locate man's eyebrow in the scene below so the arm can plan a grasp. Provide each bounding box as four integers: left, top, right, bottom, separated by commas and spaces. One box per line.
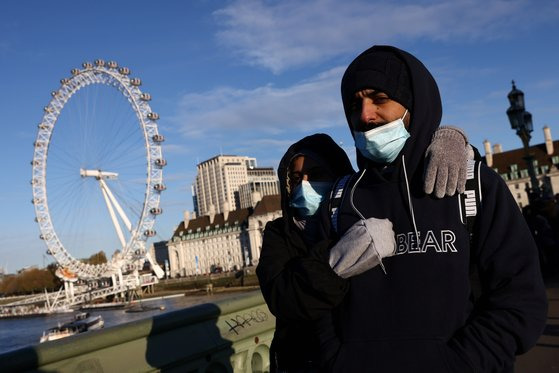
354, 90, 388, 99
367, 91, 388, 98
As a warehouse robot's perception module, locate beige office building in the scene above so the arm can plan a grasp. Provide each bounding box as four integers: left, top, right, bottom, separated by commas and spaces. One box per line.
193, 155, 279, 216
239, 167, 280, 209
193, 155, 257, 216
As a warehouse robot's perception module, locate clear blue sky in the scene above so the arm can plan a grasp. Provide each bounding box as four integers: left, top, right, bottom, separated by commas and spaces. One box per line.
1, 0, 558, 273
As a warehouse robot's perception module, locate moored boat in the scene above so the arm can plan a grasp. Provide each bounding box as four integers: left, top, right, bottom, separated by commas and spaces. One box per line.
39, 312, 104, 343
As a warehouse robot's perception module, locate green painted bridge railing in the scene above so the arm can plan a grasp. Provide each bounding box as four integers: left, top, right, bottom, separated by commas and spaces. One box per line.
0, 290, 275, 373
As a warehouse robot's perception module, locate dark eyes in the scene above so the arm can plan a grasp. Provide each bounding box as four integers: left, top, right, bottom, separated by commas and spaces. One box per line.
349, 95, 390, 112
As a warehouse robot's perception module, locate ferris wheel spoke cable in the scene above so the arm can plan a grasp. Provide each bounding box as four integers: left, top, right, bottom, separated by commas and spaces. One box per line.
113, 188, 143, 223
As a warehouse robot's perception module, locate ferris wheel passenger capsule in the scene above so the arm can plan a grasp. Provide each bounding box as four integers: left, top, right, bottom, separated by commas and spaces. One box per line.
130, 78, 142, 86
118, 67, 130, 75
60, 78, 70, 85
44, 106, 52, 113
152, 134, 165, 142
140, 93, 151, 101
147, 112, 159, 120
71, 68, 80, 75
51, 91, 59, 97
94, 59, 105, 66
154, 183, 166, 191
150, 207, 163, 215
155, 158, 167, 167
107, 61, 118, 68
34, 141, 45, 147
82, 62, 93, 69
144, 229, 156, 237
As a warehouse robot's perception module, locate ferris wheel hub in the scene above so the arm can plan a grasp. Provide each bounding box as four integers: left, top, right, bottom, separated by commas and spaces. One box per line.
79, 169, 119, 180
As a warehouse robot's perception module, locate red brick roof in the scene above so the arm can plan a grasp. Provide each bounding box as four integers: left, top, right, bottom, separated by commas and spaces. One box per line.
172, 208, 250, 237
484, 140, 559, 174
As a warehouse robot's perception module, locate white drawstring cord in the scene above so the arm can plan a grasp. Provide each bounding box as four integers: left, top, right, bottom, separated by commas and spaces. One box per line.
349, 168, 387, 274
402, 155, 420, 247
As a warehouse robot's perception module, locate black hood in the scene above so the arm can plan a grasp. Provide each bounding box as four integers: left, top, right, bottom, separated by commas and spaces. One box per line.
277, 133, 354, 220
341, 45, 442, 176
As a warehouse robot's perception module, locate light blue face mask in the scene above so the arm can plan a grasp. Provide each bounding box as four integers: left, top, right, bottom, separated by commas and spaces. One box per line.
289, 180, 332, 216
354, 110, 410, 163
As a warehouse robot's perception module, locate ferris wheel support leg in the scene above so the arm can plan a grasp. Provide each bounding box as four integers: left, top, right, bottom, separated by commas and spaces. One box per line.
44, 288, 51, 310
99, 178, 133, 232
99, 181, 127, 249
63, 280, 74, 304
118, 269, 125, 300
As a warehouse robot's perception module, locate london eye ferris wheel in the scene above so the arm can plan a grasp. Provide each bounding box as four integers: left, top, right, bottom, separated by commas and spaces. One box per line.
31, 60, 166, 281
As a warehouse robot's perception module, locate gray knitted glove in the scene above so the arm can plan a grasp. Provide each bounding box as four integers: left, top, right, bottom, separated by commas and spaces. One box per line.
329, 217, 396, 279
424, 126, 472, 198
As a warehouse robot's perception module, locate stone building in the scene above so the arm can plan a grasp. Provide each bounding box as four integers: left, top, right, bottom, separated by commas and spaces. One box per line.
167, 195, 281, 278
483, 126, 559, 208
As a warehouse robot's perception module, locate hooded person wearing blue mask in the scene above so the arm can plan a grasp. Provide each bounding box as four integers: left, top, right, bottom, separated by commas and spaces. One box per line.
257, 134, 355, 373
317, 45, 548, 372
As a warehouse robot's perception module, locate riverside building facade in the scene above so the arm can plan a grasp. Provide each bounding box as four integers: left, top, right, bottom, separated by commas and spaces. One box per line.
484, 126, 559, 208
167, 195, 281, 277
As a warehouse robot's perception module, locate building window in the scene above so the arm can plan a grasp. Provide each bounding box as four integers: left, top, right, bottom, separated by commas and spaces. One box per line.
517, 193, 521, 199
510, 164, 518, 172
520, 170, 529, 178
552, 156, 559, 164
515, 184, 519, 189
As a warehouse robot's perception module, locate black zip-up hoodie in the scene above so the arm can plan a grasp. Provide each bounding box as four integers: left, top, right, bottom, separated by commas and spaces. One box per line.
256, 134, 354, 371
329, 46, 548, 372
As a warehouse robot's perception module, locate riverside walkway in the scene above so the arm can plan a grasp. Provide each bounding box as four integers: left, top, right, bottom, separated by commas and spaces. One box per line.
516, 276, 559, 372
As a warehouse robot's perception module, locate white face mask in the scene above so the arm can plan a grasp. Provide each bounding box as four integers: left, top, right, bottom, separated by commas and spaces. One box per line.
353, 110, 410, 163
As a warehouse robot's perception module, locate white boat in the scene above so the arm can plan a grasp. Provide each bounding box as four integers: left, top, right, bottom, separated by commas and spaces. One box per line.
39, 326, 78, 343
39, 312, 104, 343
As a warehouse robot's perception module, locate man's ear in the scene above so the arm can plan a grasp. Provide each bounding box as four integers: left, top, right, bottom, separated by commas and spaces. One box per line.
404, 111, 412, 129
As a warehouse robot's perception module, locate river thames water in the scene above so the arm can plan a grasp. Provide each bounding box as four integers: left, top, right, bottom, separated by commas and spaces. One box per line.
0, 292, 244, 355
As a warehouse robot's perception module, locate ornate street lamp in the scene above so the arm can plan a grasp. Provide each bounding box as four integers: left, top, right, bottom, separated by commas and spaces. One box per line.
506, 81, 541, 202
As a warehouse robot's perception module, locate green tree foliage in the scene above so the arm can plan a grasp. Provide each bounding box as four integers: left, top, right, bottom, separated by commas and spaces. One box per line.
0, 267, 59, 295
81, 251, 107, 265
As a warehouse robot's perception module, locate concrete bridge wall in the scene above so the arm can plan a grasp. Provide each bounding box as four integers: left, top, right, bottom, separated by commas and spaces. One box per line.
0, 290, 275, 372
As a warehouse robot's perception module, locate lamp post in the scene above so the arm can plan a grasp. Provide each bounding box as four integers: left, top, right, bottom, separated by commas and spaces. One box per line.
506, 81, 541, 202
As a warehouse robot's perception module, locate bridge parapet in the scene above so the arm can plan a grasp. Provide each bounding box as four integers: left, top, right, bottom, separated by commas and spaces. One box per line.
0, 290, 275, 372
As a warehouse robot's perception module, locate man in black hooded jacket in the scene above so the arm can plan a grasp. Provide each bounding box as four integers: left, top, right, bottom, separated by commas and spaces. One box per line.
324, 45, 548, 372
259, 129, 477, 372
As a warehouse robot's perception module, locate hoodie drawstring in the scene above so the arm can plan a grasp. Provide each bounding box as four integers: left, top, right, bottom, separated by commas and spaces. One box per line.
349, 168, 387, 274
402, 155, 420, 248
